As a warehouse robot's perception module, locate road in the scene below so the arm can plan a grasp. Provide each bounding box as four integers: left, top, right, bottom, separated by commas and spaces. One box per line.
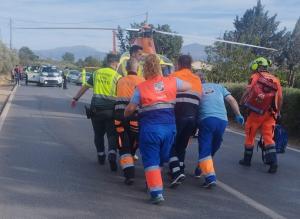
0, 83, 299, 219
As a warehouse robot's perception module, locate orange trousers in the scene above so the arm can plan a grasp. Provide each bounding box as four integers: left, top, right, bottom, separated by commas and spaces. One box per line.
245, 112, 276, 148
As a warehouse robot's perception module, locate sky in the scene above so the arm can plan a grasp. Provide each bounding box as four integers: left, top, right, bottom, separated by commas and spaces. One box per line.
0, 0, 299, 52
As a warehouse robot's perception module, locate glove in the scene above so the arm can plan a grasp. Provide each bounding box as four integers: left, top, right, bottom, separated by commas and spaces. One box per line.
71, 99, 77, 108
235, 114, 244, 125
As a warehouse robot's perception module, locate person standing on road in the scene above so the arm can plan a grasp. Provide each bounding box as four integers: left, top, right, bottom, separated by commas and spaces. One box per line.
168, 55, 203, 187
63, 67, 69, 89
14, 65, 20, 86
124, 54, 191, 204
239, 57, 282, 173
114, 59, 144, 185
71, 54, 122, 172
196, 73, 244, 188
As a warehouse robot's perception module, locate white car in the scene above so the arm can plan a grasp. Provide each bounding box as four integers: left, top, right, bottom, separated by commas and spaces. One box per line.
27, 66, 40, 83
39, 66, 62, 87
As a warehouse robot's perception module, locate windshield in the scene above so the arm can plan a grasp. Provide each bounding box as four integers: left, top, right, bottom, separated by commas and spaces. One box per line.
69, 71, 80, 76
41, 67, 58, 73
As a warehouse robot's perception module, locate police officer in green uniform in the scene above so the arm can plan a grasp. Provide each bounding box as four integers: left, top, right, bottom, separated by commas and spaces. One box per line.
71, 54, 121, 171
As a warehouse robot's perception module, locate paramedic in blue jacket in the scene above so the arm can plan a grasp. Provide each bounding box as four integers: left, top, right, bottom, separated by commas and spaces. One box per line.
196, 73, 244, 188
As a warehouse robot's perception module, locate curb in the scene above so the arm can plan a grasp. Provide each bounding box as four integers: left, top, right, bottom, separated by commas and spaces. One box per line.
0, 84, 16, 116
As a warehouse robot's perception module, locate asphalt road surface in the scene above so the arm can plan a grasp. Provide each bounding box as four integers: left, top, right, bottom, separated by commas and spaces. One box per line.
0, 83, 299, 219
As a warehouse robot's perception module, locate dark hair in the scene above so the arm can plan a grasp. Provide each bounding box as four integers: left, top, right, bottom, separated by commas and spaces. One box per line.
129, 45, 143, 56
106, 53, 119, 65
178, 55, 192, 69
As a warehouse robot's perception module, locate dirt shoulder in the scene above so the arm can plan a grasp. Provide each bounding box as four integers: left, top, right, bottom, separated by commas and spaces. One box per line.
228, 120, 300, 150
0, 74, 15, 113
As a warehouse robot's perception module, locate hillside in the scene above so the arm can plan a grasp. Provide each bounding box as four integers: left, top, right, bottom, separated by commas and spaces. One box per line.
181, 43, 207, 61
34, 45, 106, 61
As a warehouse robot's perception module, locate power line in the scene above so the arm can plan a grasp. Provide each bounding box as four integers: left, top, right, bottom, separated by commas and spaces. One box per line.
1, 13, 147, 25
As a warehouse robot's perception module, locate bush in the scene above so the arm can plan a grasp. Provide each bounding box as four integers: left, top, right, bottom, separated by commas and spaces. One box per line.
224, 83, 300, 137
0, 41, 19, 75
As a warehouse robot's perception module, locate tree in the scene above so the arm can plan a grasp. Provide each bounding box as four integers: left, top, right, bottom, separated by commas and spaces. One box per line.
280, 18, 300, 87
62, 52, 75, 63
117, 23, 183, 60
0, 41, 18, 74
206, 0, 288, 82
84, 56, 101, 67
18, 46, 38, 65
76, 58, 85, 68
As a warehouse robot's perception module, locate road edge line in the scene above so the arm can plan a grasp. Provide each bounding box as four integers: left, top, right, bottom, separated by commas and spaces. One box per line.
218, 180, 286, 219
0, 85, 17, 132
226, 128, 300, 153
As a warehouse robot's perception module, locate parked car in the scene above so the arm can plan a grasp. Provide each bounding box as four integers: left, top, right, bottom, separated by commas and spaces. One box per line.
75, 72, 92, 85
39, 66, 63, 87
67, 70, 81, 83
26, 65, 40, 84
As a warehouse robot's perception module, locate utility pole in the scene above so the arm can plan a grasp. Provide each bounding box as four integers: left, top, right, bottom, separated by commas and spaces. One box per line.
145, 12, 148, 24
112, 30, 116, 54
9, 18, 12, 49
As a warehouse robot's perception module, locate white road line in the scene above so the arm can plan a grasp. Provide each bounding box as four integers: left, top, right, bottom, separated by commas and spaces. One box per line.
226, 128, 300, 153
0, 86, 17, 132
218, 180, 286, 219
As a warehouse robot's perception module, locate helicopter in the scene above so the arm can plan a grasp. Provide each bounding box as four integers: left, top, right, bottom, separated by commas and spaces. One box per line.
16, 22, 277, 76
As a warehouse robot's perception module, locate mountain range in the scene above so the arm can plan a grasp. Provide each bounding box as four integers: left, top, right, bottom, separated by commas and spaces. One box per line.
34, 45, 106, 61
34, 43, 207, 61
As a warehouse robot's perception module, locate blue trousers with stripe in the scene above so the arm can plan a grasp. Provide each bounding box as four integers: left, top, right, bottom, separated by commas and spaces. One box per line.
198, 117, 227, 182
139, 123, 176, 197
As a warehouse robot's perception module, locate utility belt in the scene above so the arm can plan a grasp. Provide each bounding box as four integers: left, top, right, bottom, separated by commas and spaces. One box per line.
84, 105, 113, 119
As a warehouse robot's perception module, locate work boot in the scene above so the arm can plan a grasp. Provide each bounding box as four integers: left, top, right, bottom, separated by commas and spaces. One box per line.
239, 148, 253, 166
108, 153, 118, 172
97, 154, 106, 165
264, 147, 278, 174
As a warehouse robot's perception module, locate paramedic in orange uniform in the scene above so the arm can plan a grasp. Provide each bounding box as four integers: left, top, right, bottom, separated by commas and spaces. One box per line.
114, 59, 144, 185
124, 54, 191, 204
168, 55, 203, 187
239, 57, 283, 173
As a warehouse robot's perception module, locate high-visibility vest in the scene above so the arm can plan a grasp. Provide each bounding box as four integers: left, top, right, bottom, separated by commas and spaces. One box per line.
170, 69, 202, 117
93, 67, 121, 100
117, 75, 144, 98
115, 74, 144, 111
138, 75, 177, 112
81, 68, 86, 85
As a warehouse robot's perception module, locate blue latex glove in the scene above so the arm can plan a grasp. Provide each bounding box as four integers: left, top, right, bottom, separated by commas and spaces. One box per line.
235, 114, 244, 125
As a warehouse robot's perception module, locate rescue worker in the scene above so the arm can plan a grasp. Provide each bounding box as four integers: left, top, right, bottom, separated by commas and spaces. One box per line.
129, 45, 144, 77
71, 54, 121, 171
168, 55, 203, 187
81, 68, 86, 85
63, 67, 69, 89
114, 59, 144, 185
130, 45, 143, 62
196, 73, 244, 188
239, 57, 282, 173
124, 54, 191, 204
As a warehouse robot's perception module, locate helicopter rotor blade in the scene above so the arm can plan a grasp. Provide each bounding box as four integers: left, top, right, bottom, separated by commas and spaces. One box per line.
155, 30, 278, 51
124, 28, 140, 32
